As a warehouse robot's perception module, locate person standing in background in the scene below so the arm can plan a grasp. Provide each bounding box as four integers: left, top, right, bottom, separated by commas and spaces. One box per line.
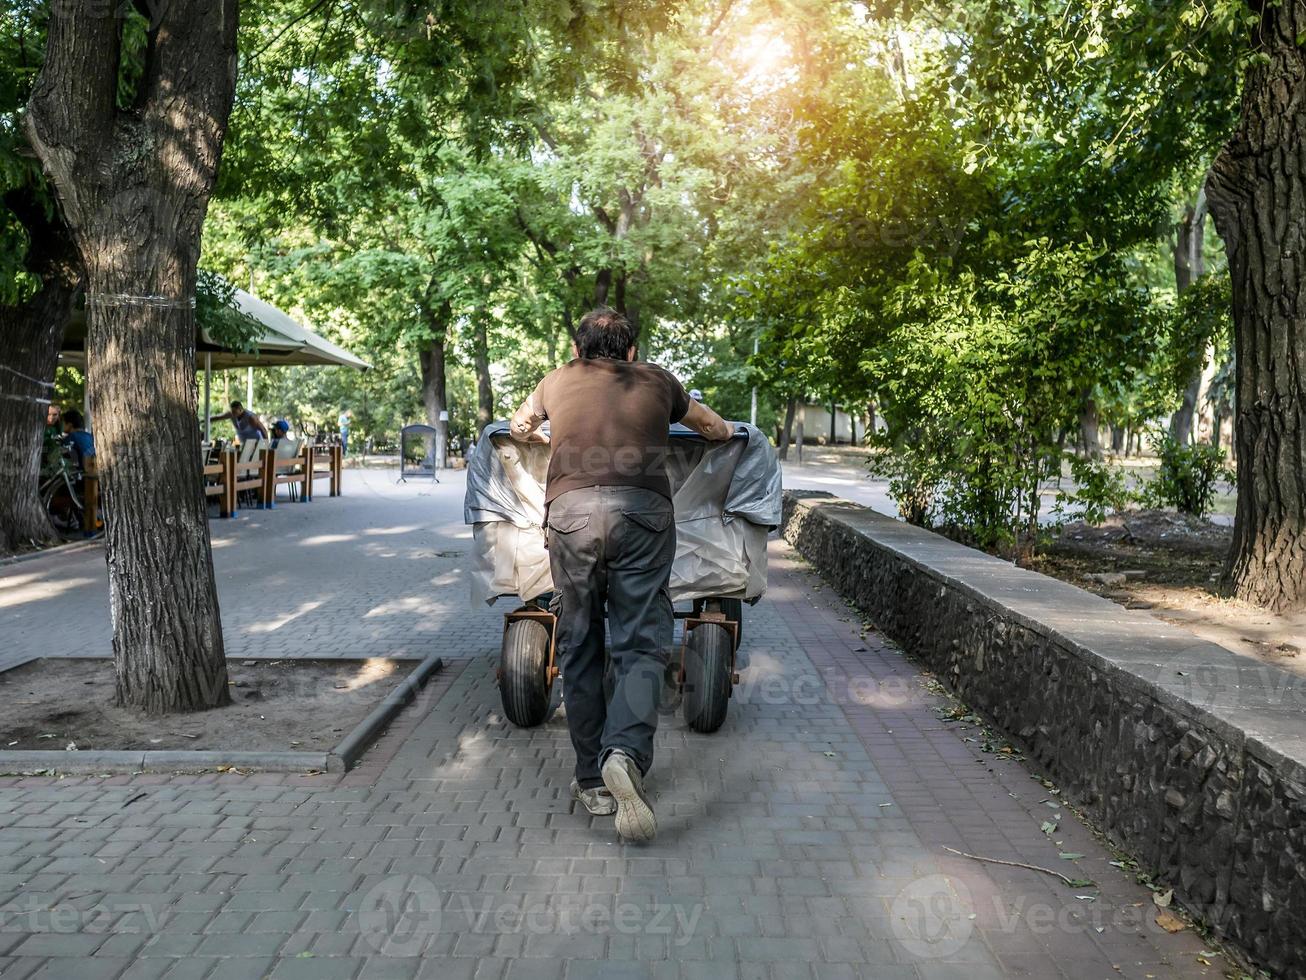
42, 401, 63, 475
337, 408, 352, 456
208, 400, 267, 445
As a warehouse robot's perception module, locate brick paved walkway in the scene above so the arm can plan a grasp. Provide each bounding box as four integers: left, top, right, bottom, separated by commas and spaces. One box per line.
0, 471, 1228, 978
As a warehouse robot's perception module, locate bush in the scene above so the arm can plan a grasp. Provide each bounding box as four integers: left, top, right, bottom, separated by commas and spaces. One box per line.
1054, 456, 1136, 526
1140, 429, 1231, 518
866, 242, 1157, 556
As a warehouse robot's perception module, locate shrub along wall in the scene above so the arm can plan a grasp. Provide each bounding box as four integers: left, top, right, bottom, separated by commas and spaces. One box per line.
781, 491, 1306, 977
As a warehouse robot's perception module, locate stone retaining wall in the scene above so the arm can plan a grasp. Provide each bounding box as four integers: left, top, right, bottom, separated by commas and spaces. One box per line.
781, 491, 1306, 977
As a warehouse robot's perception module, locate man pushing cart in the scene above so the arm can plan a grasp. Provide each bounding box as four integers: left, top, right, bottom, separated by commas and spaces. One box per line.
464, 308, 782, 843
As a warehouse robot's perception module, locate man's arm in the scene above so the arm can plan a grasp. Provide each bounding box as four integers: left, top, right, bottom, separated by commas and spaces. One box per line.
681, 399, 733, 441
209, 411, 232, 422
252, 416, 268, 438
509, 393, 549, 444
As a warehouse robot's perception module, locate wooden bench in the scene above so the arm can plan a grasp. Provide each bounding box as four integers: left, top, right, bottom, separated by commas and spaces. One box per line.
207, 442, 345, 515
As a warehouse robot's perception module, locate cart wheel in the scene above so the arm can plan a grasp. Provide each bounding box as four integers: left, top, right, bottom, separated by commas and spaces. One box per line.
682, 624, 732, 733
720, 597, 743, 649
500, 618, 554, 728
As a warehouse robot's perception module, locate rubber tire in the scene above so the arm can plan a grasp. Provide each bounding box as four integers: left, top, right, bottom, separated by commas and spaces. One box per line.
500, 618, 554, 728
720, 597, 743, 649
682, 623, 732, 734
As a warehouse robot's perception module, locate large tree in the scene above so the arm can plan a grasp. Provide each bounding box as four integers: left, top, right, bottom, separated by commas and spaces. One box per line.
25, 0, 238, 711
0, 185, 79, 554
1207, 0, 1306, 611
0, 3, 76, 555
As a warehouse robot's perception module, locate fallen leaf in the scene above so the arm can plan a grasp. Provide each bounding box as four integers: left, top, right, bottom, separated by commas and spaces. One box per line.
1153, 888, 1174, 908
1155, 910, 1186, 933
1059, 853, 1085, 860
1040, 820, 1058, 836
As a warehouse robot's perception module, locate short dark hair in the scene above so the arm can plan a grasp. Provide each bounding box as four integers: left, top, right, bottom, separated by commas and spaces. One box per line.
230, 400, 243, 410
62, 409, 84, 429
574, 307, 637, 360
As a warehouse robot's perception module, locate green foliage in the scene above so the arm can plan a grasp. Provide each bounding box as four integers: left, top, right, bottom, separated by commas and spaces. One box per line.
195, 271, 261, 354
1140, 428, 1233, 518
1055, 457, 1136, 527
3, 0, 1256, 523
866, 241, 1156, 552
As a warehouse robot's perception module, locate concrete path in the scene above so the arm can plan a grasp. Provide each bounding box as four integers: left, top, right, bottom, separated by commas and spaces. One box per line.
0, 469, 501, 671
0, 469, 1228, 978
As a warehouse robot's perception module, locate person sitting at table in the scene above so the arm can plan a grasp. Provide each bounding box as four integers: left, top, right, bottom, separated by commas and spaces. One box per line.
270, 419, 293, 449
60, 409, 96, 472
208, 400, 267, 444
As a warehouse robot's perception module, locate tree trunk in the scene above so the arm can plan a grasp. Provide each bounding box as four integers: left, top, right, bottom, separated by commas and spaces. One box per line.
0, 189, 80, 554
1169, 189, 1209, 445
778, 397, 797, 460
25, 0, 237, 711
1171, 377, 1200, 445
594, 268, 612, 308
829, 400, 837, 445
1194, 342, 1219, 443
1207, 0, 1306, 610
418, 298, 450, 458
1078, 391, 1102, 459
1110, 424, 1126, 455
473, 316, 494, 434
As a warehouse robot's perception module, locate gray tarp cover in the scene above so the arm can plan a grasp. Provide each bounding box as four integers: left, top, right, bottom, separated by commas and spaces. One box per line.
464, 421, 782, 607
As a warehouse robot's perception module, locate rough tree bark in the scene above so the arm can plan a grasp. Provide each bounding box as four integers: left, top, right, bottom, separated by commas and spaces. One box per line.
778, 397, 797, 460
1078, 390, 1102, 459
0, 188, 81, 554
25, 0, 237, 710
1170, 188, 1209, 445
1206, 0, 1306, 611
418, 296, 450, 455
473, 315, 494, 434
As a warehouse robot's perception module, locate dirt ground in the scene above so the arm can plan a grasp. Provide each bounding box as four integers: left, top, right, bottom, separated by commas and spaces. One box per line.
1034, 510, 1306, 679
0, 658, 405, 753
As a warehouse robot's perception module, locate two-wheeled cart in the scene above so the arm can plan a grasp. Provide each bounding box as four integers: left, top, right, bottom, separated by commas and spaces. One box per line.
465, 421, 782, 734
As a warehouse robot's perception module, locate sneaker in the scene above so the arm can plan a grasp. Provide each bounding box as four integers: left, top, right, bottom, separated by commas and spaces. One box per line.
602, 750, 657, 842
571, 779, 617, 816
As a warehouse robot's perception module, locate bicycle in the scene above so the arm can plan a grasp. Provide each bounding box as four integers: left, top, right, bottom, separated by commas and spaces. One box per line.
39, 449, 86, 534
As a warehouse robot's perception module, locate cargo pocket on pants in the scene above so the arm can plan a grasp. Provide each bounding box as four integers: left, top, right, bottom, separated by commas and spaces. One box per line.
546, 512, 590, 549
621, 511, 671, 534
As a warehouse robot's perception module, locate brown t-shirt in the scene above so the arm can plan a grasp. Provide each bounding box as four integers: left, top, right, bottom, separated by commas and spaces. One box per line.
531, 357, 692, 504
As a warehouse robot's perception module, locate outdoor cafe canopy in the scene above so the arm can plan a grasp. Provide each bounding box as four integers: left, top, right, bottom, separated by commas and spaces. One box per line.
60, 288, 372, 372
60, 288, 370, 440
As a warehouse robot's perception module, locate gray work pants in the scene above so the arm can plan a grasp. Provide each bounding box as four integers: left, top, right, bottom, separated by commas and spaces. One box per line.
546, 486, 675, 789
